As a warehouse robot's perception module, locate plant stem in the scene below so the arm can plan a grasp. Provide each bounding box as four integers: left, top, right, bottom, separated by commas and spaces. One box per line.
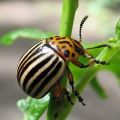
59, 0, 78, 37
47, 0, 78, 120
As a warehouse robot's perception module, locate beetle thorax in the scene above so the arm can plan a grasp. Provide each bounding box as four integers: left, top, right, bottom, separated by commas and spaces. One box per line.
48, 36, 85, 62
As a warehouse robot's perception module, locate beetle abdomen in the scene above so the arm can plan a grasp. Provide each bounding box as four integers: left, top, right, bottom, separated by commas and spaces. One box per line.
17, 41, 66, 98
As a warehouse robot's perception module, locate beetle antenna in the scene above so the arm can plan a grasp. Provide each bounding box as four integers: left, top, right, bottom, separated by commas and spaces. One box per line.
79, 15, 89, 42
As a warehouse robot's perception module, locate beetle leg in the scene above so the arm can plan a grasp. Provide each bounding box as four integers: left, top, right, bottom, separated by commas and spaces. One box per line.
52, 81, 73, 105
72, 60, 90, 68
52, 82, 65, 100
64, 89, 74, 105
72, 53, 108, 68
66, 66, 86, 106
86, 44, 111, 50
85, 51, 109, 65
40, 39, 54, 51
38, 39, 48, 51
45, 38, 49, 45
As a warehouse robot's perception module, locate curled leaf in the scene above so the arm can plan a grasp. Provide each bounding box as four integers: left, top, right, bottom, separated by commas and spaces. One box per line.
0, 28, 55, 45
17, 95, 50, 120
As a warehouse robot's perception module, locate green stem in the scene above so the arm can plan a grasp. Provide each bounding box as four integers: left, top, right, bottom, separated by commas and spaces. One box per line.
47, 0, 78, 120
59, 0, 78, 37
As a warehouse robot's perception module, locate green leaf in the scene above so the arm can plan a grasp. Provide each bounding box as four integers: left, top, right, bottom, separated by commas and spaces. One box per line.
0, 28, 55, 45
17, 95, 50, 120
116, 19, 120, 40
90, 77, 107, 99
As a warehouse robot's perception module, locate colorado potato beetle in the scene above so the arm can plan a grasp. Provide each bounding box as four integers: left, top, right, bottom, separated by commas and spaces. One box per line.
17, 16, 108, 106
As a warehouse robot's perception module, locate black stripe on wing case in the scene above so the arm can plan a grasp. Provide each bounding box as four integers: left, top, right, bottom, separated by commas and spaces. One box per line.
17, 53, 45, 81
27, 56, 59, 94
18, 42, 43, 72
33, 61, 62, 97
22, 54, 54, 90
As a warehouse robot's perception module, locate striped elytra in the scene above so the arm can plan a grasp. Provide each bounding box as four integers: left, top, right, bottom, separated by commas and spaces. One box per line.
17, 40, 66, 98
17, 16, 107, 105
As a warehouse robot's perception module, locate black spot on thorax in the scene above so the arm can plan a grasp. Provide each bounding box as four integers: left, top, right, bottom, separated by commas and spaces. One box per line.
49, 37, 53, 40
62, 45, 66, 49
58, 41, 73, 48
72, 53, 75, 57
56, 37, 62, 40
64, 50, 70, 57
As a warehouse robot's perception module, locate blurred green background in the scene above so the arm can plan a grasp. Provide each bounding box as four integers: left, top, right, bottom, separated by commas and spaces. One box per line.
0, 0, 120, 120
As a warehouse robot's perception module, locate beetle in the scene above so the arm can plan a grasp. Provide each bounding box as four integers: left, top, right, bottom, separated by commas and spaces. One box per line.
17, 16, 108, 106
